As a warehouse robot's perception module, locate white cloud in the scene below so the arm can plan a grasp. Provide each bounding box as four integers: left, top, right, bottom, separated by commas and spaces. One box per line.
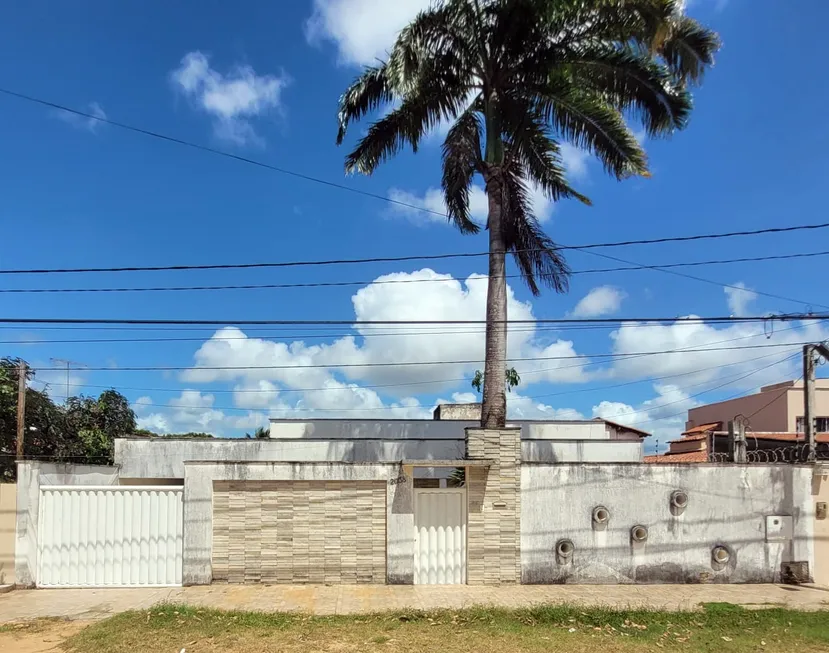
560, 143, 590, 181
171, 51, 288, 146
724, 282, 758, 317
607, 317, 829, 389
133, 390, 270, 435
56, 102, 106, 133
180, 270, 588, 404
592, 383, 700, 443
571, 286, 626, 318
388, 183, 554, 225
305, 0, 431, 66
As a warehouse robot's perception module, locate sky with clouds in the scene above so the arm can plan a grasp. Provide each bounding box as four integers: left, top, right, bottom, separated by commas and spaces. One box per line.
0, 0, 827, 451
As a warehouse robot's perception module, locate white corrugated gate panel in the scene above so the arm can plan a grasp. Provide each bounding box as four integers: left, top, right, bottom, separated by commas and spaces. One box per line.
414, 488, 466, 584
37, 486, 183, 588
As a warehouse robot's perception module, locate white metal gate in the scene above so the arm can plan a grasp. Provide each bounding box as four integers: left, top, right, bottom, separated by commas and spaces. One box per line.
414, 488, 467, 584
38, 486, 183, 588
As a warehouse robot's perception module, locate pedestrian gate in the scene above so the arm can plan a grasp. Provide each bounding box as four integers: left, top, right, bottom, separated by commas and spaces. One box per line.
414, 488, 467, 584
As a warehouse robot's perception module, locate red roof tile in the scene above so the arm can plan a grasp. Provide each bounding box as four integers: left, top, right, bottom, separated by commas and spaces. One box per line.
683, 422, 721, 436
644, 450, 709, 463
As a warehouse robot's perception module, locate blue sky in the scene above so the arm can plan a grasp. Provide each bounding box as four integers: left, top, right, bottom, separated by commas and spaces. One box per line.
0, 0, 827, 448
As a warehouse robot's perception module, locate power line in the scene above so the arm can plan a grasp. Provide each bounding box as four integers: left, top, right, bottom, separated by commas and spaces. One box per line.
615, 351, 800, 427
2, 226, 828, 277
35, 350, 799, 417
574, 247, 828, 311
4, 250, 828, 295
3, 86, 829, 256
2, 314, 818, 346
31, 327, 804, 396
28, 341, 815, 373
0, 314, 823, 327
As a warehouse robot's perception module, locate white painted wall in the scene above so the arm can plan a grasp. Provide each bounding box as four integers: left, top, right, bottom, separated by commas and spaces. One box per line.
523, 440, 642, 463
521, 464, 814, 584
116, 424, 643, 480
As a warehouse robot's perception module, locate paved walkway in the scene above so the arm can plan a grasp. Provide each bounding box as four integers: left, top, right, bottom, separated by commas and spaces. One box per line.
1, 583, 827, 622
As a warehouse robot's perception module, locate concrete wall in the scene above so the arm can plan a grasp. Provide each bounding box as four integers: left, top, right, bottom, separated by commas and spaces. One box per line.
521, 463, 814, 584
116, 438, 465, 479
14, 462, 119, 587
117, 422, 642, 479
265, 420, 623, 441
0, 484, 15, 585
182, 461, 402, 585
814, 471, 829, 586
523, 440, 642, 463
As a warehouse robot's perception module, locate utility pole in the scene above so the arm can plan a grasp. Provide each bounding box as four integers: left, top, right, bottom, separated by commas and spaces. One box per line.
804, 343, 829, 463
728, 419, 747, 463
804, 345, 816, 462
16, 360, 27, 461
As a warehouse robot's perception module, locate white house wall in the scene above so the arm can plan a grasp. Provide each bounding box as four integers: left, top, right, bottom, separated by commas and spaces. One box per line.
521, 463, 814, 584
116, 439, 466, 479
116, 431, 642, 480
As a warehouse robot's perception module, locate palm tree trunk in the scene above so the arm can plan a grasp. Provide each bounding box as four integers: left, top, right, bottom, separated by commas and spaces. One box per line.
480, 168, 508, 429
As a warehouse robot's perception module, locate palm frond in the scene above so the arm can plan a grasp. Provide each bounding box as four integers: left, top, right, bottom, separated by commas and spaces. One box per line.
345, 54, 470, 175
441, 102, 484, 234
556, 44, 692, 134
387, 0, 479, 90
501, 169, 570, 296
658, 14, 721, 84
533, 81, 648, 179
499, 95, 591, 205
337, 66, 393, 145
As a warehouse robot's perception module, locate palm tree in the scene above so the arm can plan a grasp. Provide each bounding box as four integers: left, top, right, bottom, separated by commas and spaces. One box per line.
336, 0, 719, 428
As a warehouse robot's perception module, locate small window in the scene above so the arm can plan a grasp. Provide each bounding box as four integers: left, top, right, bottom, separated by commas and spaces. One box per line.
796, 416, 829, 432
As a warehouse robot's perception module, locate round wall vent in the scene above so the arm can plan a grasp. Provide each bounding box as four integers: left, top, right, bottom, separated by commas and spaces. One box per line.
556, 539, 575, 559
671, 490, 689, 510
631, 525, 649, 542
592, 506, 610, 524
712, 546, 730, 565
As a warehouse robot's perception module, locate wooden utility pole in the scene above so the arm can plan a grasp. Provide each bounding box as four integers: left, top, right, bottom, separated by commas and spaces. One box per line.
16, 360, 27, 460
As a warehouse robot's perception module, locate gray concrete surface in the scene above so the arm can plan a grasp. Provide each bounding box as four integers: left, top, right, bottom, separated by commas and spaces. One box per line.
521, 463, 815, 584
0, 583, 827, 622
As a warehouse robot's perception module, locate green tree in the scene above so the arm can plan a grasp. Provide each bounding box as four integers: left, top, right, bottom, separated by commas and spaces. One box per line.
336, 0, 718, 428
63, 389, 137, 466
1, 358, 71, 480
472, 367, 519, 394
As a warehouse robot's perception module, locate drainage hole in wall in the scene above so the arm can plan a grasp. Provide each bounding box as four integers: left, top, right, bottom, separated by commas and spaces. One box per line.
631, 525, 649, 542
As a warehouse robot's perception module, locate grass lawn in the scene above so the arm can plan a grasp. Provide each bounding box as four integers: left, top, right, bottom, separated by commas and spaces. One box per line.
60, 603, 829, 653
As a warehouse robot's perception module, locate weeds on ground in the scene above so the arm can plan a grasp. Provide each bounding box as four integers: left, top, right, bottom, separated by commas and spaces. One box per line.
64, 602, 829, 653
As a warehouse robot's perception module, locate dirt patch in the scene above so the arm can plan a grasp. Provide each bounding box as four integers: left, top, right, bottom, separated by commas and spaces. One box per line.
0, 620, 88, 653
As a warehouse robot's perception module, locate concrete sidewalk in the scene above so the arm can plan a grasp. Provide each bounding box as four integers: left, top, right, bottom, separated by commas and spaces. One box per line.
1, 583, 827, 623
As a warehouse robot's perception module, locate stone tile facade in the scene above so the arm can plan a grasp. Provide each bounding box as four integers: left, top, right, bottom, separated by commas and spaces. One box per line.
212, 480, 386, 584
465, 428, 522, 584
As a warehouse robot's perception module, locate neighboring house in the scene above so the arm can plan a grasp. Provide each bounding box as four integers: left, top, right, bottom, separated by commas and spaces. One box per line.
645, 423, 829, 463
685, 379, 829, 433
14, 403, 827, 588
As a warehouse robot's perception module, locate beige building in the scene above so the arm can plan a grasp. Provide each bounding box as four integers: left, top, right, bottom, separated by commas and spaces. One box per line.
686, 379, 829, 433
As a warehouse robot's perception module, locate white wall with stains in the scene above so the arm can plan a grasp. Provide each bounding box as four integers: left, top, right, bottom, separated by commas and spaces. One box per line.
521, 463, 815, 584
